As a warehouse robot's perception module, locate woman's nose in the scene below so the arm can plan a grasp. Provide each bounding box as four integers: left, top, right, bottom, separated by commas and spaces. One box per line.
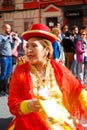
27, 48, 33, 52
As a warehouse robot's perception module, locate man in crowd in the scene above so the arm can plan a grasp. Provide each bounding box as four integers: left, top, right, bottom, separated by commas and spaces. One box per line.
0, 23, 20, 96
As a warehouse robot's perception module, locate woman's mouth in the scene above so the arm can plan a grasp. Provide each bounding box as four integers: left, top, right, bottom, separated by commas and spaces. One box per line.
28, 54, 34, 59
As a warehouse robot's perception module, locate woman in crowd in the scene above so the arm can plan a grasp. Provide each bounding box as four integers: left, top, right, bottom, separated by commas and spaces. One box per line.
51, 27, 65, 65
76, 29, 87, 84
8, 23, 87, 130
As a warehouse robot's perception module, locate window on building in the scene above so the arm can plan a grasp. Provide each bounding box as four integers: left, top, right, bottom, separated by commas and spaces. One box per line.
2, 0, 15, 6
46, 17, 57, 29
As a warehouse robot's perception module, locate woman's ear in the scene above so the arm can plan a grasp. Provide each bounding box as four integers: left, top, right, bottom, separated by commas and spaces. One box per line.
46, 46, 50, 55
43, 46, 50, 58
46, 46, 50, 52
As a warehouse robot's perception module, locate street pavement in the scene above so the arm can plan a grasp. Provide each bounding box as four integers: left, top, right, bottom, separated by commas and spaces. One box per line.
0, 95, 12, 118
0, 95, 13, 130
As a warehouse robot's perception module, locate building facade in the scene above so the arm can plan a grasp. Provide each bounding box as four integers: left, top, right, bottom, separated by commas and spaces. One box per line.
0, 0, 87, 34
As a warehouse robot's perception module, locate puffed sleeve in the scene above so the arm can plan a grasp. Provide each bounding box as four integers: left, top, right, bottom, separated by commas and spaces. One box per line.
78, 89, 87, 109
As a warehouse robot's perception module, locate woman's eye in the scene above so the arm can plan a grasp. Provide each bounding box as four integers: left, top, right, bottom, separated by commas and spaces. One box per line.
26, 45, 29, 48
32, 45, 37, 47
26, 44, 37, 49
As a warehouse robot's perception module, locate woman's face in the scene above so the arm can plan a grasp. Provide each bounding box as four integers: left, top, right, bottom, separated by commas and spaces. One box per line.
25, 37, 48, 65
80, 32, 86, 40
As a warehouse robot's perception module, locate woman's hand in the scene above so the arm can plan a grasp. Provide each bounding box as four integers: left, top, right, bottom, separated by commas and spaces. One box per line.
17, 56, 27, 65
28, 99, 41, 112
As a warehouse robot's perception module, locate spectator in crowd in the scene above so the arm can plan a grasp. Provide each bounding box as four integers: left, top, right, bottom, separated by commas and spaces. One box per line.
82, 25, 87, 39
62, 31, 75, 69
51, 27, 65, 65
0, 24, 20, 96
0, 24, 13, 96
11, 32, 21, 71
71, 25, 80, 77
51, 27, 61, 61
61, 25, 69, 40
76, 29, 87, 84
17, 36, 27, 57
8, 23, 87, 130
71, 25, 80, 44
83, 33, 87, 85
56, 22, 61, 30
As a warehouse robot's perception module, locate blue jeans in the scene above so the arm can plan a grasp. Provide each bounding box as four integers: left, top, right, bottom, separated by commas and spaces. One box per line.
77, 62, 84, 84
0, 56, 12, 91
71, 59, 78, 77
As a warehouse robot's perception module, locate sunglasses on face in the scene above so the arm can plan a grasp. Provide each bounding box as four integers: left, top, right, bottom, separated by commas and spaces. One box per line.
81, 34, 86, 36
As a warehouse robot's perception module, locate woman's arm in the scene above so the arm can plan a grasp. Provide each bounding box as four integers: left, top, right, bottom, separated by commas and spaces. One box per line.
76, 41, 85, 54
8, 65, 40, 116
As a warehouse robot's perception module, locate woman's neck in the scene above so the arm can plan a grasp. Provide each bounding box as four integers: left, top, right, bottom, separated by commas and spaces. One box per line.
32, 60, 47, 72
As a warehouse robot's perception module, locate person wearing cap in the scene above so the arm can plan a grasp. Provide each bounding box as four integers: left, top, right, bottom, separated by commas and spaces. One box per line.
7, 23, 87, 130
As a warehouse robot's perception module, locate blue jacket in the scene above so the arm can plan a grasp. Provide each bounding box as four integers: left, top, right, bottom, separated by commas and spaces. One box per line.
52, 40, 61, 60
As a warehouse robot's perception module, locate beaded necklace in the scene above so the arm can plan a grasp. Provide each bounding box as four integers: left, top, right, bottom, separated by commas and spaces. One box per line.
30, 59, 62, 100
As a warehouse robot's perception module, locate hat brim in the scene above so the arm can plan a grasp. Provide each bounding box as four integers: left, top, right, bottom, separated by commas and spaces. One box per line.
22, 30, 57, 43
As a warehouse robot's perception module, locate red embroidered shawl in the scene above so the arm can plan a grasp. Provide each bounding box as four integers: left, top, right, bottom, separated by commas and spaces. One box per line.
7, 60, 85, 130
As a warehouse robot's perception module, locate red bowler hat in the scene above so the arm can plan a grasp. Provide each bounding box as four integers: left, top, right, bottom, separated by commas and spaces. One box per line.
22, 23, 57, 43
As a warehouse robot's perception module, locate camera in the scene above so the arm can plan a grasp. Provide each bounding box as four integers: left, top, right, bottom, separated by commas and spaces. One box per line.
12, 34, 17, 40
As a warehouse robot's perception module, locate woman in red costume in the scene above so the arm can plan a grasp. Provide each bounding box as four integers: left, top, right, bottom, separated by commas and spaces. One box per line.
8, 23, 87, 130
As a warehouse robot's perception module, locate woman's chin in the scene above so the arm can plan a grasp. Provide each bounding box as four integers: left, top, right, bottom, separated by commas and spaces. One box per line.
29, 60, 37, 65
